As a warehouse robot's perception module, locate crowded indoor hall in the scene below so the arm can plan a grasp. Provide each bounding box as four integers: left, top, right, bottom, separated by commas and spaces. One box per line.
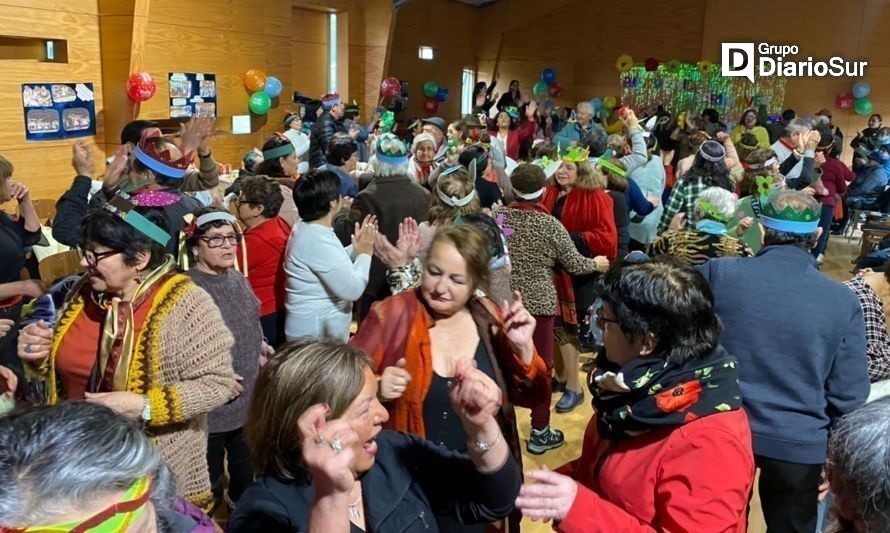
0, 0, 889, 531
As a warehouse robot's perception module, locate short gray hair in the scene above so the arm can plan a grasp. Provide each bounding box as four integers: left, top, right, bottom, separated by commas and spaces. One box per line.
785, 118, 811, 136
577, 101, 593, 114
827, 397, 890, 532
694, 187, 736, 222
0, 402, 174, 526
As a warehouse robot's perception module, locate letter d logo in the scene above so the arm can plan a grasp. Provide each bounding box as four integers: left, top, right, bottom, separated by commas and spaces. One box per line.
722, 43, 755, 83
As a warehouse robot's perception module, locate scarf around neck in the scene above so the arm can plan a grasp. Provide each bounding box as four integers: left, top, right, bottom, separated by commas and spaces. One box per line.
588, 345, 742, 440
696, 219, 729, 235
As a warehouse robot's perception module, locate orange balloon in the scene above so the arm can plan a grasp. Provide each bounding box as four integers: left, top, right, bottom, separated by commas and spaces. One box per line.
243, 69, 267, 92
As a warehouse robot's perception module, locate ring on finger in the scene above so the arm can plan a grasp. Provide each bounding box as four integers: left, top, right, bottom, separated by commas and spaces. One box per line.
314, 435, 328, 446
24, 344, 33, 354
329, 438, 343, 454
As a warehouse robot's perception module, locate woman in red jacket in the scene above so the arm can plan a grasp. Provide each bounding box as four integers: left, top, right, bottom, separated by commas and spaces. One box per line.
515, 259, 755, 532
236, 175, 292, 346
541, 148, 617, 413
488, 102, 539, 161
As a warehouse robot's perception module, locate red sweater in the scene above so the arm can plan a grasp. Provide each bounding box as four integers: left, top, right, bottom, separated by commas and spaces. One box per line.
558, 409, 754, 533
489, 120, 537, 161
542, 186, 618, 261
818, 157, 855, 207
241, 216, 291, 316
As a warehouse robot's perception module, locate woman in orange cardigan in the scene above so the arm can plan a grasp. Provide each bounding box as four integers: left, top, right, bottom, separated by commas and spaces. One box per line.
351, 224, 547, 532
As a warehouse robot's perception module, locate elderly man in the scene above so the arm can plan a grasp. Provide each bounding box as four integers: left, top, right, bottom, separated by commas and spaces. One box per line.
553, 101, 606, 148
825, 397, 890, 532
309, 93, 356, 168
696, 189, 869, 532
770, 117, 814, 180
334, 133, 429, 315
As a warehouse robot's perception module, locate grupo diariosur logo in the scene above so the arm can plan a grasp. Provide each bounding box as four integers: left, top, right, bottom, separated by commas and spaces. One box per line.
721, 43, 867, 82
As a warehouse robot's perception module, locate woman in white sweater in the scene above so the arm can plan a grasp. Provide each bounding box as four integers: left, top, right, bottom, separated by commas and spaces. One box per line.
284, 169, 377, 342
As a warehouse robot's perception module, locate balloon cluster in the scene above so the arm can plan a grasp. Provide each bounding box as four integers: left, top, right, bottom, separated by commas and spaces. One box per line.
836, 82, 874, 116
243, 69, 283, 115
418, 81, 449, 114
126, 72, 157, 103
533, 68, 563, 98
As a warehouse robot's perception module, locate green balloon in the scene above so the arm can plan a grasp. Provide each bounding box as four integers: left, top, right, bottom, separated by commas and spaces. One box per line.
423, 81, 439, 98
532, 81, 548, 97
249, 91, 271, 114
854, 97, 874, 116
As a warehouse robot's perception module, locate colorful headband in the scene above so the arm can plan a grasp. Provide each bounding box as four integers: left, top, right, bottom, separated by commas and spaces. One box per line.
323, 97, 342, 109
262, 142, 296, 161
376, 152, 409, 165
440, 165, 463, 177
597, 159, 627, 177
133, 146, 187, 179
103, 192, 171, 247
697, 198, 730, 223
699, 140, 726, 162
437, 185, 476, 207
759, 215, 820, 233
516, 187, 545, 200
747, 157, 778, 170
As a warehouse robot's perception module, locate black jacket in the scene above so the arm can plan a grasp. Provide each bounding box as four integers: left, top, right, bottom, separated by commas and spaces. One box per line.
309, 111, 348, 168
228, 430, 520, 532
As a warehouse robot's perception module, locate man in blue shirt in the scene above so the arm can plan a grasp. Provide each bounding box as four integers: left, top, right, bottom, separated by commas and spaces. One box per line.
319, 134, 359, 198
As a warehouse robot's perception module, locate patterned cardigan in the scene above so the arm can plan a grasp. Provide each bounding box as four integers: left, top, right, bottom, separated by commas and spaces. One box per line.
29, 273, 235, 509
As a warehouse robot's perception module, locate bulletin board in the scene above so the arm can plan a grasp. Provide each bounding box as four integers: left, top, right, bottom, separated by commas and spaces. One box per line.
21, 83, 96, 141
168, 72, 217, 118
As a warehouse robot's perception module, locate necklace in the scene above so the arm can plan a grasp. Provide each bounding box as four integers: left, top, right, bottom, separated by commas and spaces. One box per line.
348, 494, 362, 521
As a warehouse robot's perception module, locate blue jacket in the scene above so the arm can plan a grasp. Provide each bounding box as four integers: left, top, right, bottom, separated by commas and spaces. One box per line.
696, 245, 869, 464
845, 164, 889, 208
229, 430, 520, 532
319, 163, 359, 198
553, 121, 606, 148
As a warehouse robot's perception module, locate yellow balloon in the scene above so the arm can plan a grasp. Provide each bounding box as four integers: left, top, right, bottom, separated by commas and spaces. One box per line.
603, 96, 617, 110
697, 60, 714, 75
615, 54, 634, 73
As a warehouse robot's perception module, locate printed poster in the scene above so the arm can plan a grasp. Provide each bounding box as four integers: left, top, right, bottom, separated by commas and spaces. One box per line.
168, 72, 217, 118
22, 83, 96, 141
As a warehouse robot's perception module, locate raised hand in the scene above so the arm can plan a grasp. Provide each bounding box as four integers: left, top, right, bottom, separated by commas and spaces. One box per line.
449, 358, 502, 429
179, 117, 215, 156
379, 358, 412, 401
514, 467, 578, 522
103, 144, 131, 191
298, 404, 358, 496
7, 181, 30, 203
17, 319, 53, 365
501, 291, 536, 363
352, 215, 378, 256
72, 140, 96, 178
397, 217, 421, 260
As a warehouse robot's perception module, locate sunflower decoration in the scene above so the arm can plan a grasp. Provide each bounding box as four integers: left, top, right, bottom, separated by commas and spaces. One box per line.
615, 54, 634, 73
664, 60, 682, 74
697, 60, 714, 75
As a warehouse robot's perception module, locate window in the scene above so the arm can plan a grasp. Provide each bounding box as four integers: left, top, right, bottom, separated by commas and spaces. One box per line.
461, 68, 475, 116
418, 46, 434, 61
0, 35, 68, 63
328, 13, 338, 93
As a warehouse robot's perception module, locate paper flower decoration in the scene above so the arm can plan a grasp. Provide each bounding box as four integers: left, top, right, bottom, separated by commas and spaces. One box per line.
615, 54, 634, 73
644, 57, 660, 72
665, 60, 682, 74
697, 60, 714, 75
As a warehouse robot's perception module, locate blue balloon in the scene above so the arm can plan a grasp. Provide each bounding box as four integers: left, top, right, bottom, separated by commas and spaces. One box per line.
436, 87, 450, 102
541, 68, 557, 84
852, 81, 871, 99
591, 97, 603, 111
264, 76, 283, 98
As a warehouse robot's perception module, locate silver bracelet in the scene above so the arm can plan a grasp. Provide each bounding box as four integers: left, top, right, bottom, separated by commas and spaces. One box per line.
471, 431, 502, 453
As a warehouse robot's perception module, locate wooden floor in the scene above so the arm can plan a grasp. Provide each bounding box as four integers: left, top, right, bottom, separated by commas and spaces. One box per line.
516, 233, 860, 533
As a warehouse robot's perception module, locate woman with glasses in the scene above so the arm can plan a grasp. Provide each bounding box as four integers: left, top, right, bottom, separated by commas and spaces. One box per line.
284, 169, 377, 342
235, 175, 291, 346
16, 198, 237, 509
515, 259, 754, 531
184, 206, 271, 513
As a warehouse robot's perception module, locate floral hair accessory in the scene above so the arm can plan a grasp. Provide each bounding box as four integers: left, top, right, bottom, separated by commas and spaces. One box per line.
698, 198, 730, 223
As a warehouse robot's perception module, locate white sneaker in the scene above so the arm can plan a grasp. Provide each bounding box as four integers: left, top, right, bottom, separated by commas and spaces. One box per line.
817, 253, 825, 265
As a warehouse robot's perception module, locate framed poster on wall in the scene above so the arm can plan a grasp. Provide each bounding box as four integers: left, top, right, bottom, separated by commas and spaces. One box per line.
168, 72, 217, 118
21, 83, 96, 141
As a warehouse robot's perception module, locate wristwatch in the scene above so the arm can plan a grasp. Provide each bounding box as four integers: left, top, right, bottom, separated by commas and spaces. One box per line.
140, 395, 151, 422
472, 432, 502, 453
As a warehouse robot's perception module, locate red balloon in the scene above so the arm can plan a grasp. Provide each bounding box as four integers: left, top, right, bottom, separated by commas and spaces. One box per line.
644, 57, 660, 72
835, 91, 854, 110
380, 77, 401, 99
423, 97, 440, 114
126, 72, 156, 103
548, 82, 564, 98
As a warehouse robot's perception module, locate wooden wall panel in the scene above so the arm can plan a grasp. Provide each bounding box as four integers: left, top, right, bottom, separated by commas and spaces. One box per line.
0, 1, 106, 201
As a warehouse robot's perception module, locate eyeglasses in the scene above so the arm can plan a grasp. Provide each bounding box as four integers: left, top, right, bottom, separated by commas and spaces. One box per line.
236, 196, 257, 206
595, 307, 619, 328
76, 247, 122, 268
199, 233, 242, 248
